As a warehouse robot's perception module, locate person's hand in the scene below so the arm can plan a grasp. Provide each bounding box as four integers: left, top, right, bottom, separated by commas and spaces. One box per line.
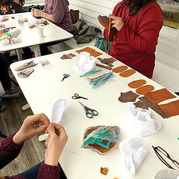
108, 14, 124, 31
13, 113, 50, 145
32, 9, 43, 18
45, 123, 68, 166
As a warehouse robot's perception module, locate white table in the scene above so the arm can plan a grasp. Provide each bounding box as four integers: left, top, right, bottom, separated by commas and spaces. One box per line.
10, 46, 179, 179
0, 12, 73, 60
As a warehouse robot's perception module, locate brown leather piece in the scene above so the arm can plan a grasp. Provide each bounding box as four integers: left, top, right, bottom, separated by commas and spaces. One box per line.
98, 57, 116, 67
96, 63, 112, 70
75, 47, 102, 57
159, 100, 179, 117
145, 88, 176, 104
128, 79, 146, 89
134, 100, 148, 109
98, 15, 111, 29
100, 167, 108, 175
119, 69, 136, 77
60, 53, 76, 59
136, 85, 154, 95
112, 65, 128, 73
139, 97, 169, 118
118, 91, 139, 103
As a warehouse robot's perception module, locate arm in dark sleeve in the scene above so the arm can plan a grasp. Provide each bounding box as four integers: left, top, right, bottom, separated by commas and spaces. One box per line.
37, 162, 60, 179
116, 5, 163, 54
0, 134, 23, 169
52, 0, 65, 24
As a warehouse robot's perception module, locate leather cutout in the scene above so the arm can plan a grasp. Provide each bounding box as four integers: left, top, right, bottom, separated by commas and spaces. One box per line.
96, 63, 112, 70
139, 97, 169, 118
112, 65, 128, 73
118, 91, 139, 103
136, 85, 154, 95
119, 69, 136, 77
75, 47, 102, 57
98, 15, 111, 29
60, 53, 76, 59
159, 100, 179, 117
128, 79, 146, 89
134, 100, 148, 109
145, 88, 176, 104
98, 57, 116, 67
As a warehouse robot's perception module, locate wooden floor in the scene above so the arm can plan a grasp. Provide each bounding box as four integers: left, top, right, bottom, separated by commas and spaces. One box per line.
0, 70, 46, 176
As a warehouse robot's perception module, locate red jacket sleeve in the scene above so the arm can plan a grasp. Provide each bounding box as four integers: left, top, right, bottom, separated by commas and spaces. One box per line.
116, 4, 163, 54
0, 134, 23, 169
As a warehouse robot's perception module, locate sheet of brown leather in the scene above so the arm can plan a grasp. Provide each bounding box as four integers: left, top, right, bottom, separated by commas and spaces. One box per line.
136, 85, 154, 95
139, 97, 169, 118
159, 100, 179, 117
118, 91, 139, 103
75, 47, 102, 57
128, 79, 146, 88
119, 69, 136, 77
134, 100, 148, 109
112, 65, 128, 73
145, 88, 176, 104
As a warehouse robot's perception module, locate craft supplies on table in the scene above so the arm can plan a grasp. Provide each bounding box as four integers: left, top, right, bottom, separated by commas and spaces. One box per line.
79, 101, 98, 118
72, 93, 88, 100
80, 69, 102, 77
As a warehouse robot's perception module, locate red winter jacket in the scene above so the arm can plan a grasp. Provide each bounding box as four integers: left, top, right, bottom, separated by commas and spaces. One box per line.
104, 1, 163, 78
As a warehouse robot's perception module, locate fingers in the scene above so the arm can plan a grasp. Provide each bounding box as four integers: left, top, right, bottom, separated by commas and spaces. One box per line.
35, 124, 49, 134
30, 113, 50, 126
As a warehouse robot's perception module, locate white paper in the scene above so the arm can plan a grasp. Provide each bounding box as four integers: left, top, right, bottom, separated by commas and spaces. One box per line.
51, 99, 68, 123
75, 52, 96, 74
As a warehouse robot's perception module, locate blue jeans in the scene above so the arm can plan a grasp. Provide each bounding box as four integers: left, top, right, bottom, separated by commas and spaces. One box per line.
19, 162, 67, 179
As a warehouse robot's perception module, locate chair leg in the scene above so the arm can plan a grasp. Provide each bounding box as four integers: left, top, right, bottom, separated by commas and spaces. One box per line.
10, 78, 18, 86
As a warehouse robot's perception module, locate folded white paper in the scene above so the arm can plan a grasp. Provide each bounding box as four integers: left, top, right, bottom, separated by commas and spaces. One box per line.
51, 99, 68, 123
38, 99, 68, 142
75, 52, 96, 74
128, 103, 162, 137
120, 137, 148, 175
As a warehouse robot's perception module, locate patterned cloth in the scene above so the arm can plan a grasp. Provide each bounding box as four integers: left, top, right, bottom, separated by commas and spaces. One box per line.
0, 0, 16, 15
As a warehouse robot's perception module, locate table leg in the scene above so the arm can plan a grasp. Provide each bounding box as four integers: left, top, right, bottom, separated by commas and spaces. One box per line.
22, 103, 30, 111
16, 49, 23, 61
31, 45, 41, 57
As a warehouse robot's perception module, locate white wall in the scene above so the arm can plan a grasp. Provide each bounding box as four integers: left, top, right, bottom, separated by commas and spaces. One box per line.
68, 0, 120, 29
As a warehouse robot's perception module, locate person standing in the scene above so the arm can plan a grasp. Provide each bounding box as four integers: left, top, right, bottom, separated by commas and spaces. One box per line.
103, 0, 163, 78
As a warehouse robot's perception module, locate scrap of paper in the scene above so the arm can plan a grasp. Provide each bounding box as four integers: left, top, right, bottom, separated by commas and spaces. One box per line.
145, 88, 176, 104
119, 69, 136, 77
128, 79, 146, 89
118, 91, 139, 103
136, 85, 154, 95
15, 61, 37, 71
112, 65, 128, 73
60, 53, 76, 59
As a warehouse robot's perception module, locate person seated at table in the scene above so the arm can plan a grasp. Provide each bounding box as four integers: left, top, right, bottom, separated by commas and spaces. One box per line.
103, 0, 163, 78
0, 53, 20, 98
31, 0, 73, 55
0, 113, 68, 179
0, 0, 35, 59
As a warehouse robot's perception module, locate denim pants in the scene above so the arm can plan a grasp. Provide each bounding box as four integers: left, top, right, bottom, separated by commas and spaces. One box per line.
19, 162, 67, 179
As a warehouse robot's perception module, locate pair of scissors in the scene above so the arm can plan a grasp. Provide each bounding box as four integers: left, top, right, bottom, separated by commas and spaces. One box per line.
72, 93, 88, 100
61, 73, 70, 81
79, 101, 98, 118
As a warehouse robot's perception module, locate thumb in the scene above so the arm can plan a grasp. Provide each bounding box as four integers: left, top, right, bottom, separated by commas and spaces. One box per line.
48, 124, 56, 135
35, 124, 48, 134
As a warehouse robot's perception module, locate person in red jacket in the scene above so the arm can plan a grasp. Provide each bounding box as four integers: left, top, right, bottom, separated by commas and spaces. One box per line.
103, 0, 163, 78
0, 113, 68, 179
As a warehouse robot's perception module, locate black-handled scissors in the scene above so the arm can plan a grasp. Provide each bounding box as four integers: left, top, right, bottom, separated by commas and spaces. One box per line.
72, 93, 88, 100
61, 73, 70, 81
79, 101, 98, 118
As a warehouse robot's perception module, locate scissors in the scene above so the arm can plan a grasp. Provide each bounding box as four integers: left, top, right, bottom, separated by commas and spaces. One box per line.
72, 93, 88, 100
79, 101, 98, 118
61, 73, 70, 81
